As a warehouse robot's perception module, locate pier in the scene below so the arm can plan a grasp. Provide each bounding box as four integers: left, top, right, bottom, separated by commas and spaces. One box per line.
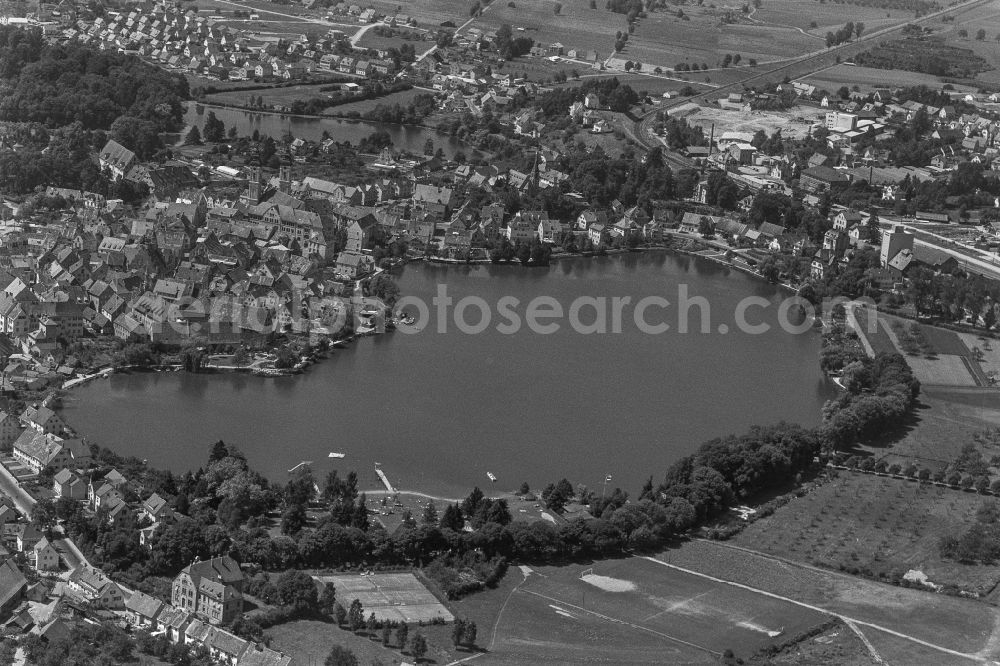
375, 466, 395, 493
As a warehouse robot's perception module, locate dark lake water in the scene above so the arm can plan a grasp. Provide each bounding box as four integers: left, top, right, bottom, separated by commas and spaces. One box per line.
62, 254, 837, 498
185, 103, 465, 158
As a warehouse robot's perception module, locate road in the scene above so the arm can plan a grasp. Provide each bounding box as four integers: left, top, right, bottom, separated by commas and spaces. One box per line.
0, 463, 36, 517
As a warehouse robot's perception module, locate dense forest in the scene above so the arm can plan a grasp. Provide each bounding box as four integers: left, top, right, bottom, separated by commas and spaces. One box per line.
0, 26, 189, 131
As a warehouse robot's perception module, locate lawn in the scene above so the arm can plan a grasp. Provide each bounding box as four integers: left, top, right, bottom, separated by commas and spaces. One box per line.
732, 471, 1000, 594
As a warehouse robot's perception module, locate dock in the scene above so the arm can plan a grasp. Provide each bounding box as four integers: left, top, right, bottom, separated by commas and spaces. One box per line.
375, 466, 395, 493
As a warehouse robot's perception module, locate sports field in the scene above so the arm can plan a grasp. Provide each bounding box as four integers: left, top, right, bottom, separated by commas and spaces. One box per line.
313, 572, 454, 623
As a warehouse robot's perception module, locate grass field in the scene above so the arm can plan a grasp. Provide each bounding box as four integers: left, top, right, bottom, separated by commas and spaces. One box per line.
488, 558, 828, 663
753, 0, 910, 32
733, 471, 1000, 593
867, 385, 1000, 469
663, 540, 1000, 660
471, 0, 630, 60
799, 63, 969, 93
323, 87, 430, 115
206, 82, 351, 108
930, 2, 1000, 84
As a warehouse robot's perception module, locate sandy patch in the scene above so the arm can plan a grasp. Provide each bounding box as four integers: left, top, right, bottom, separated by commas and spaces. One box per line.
580, 574, 637, 592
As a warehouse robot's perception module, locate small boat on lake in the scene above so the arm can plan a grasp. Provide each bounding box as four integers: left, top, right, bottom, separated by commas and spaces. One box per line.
329, 452, 346, 459
487, 472, 497, 482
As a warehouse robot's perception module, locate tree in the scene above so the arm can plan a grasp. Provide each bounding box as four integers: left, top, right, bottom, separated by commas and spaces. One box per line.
553, 2, 562, 13
451, 619, 466, 647
203, 111, 225, 142
698, 216, 714, 237
396, 623, 409, 649
866, 209, 881, 241
275, 570, 319, 613
333, 602, 347, 626
209, 440, 229, 462
410, 633, 428, 662
464, 621, 477, 647
320, 583, 337, 616
440, 503, 464, 531
422, 501, 438, 525
855, 22, 864, 39
348, 599, 365, 632
184, 125, 202, 145
958, 28, 968, 38
976, 28, 986, 40
325, 645, 359, 666
31, 498, 57, 530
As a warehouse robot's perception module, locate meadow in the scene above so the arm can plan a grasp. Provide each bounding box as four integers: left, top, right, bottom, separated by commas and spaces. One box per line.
498, 558, 828, 662
733, 471, 1000, 593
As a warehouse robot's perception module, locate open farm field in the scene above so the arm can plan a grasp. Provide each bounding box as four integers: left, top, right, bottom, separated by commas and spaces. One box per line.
932, 3, 1000, 81
356, 30, 431, 52
206, 82, 351, 108
469, 0, 629, 60
753, 0, 912, 32
365, 0, 480, 27
798, 63, 965, 93
732, 471, 1000, 593
662, 539, 1000, 661
324, 87, 429, 115
865, 385, 1000, 469
487, 558, 827, 663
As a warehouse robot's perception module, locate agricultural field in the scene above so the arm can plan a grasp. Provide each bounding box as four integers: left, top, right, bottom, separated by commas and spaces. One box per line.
732, 471, 1000, 593
753, 0, 913, 33
798, 63, 967, 93
322, 87, 430, 115
869, 385, 1000, 470
486, 559, 828, 663
206, 82, 351, 108
365, 0, 479, 28
355, 28, 432, 52
663, 539, 1000, 659
929, 1, 1000, 84
878, 315, 989, 386
472, 0, 630, 62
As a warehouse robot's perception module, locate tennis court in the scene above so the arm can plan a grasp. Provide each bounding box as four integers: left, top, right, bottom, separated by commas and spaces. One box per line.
313, 573, 454, 624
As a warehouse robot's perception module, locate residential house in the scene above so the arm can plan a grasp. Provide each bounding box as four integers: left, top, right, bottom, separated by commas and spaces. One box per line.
0, 559, 26, 619
53, 468, 86, 500
12, 431, 90, 475
172, 556, 244, 625
67, 565, 124, 609
32, 537, 60, 572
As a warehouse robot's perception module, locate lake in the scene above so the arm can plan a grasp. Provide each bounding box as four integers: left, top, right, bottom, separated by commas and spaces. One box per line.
62, 254, 838, 498
184, 103, 466, 158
